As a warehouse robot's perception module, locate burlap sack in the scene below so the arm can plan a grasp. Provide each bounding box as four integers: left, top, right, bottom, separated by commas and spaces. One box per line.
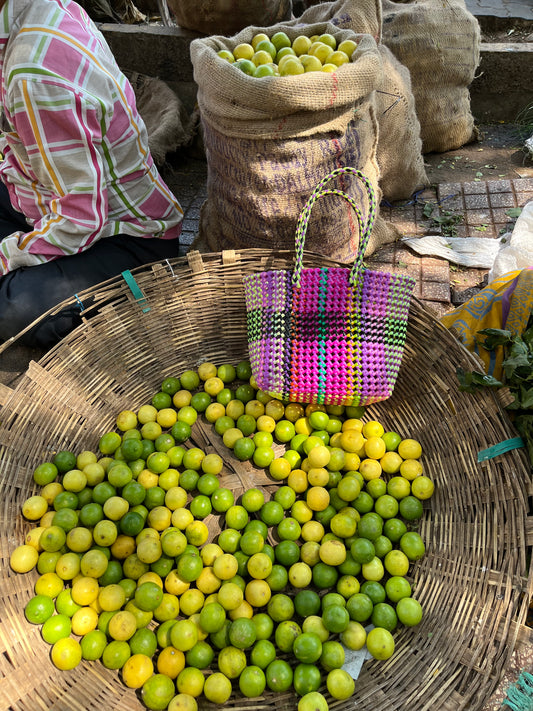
376, 45, 428, 201
294, 0, 381, 41
382, 0, 481, 154
125, 71, 193, 167
167, 0, 292, 37
293, 0, 426, 200
191, 26, 399, 262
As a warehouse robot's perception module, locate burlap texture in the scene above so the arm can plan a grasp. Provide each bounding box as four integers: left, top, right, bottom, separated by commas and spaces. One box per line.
125, 71, 192, 167
293, 0, 426, 200
293, 0, 381, 41
382, 0, 481, 154
167, 0, 292, 36
376, 44, 428, 201
191, 26, 399, 261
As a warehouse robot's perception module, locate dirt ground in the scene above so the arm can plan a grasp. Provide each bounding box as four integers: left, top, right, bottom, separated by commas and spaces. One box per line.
424, 122, 533, 185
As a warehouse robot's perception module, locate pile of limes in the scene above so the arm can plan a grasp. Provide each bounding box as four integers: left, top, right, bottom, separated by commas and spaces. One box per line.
217, 31, 359, 78
10, 359, 434, 711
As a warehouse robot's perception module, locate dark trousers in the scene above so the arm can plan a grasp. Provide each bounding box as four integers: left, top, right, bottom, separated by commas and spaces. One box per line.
0, 182, 180, 348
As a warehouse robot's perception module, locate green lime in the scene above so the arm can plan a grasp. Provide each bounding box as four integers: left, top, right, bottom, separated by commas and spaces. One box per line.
236, 360, 252, 380
161, 376, 181, 395
179, 469, 200, 492
25, 594, 55, 624
312, 562, 338, 590
239, 664, 266, 698
360, 580, 386, 605
52, 508, 79, 532
197, 473, 220, 496
371, 602, 398, 632
80, 629, 107, 660
186, 640, 215, 669
52, 450, 78, 473
293, 663, 322, 696
33, 462, 59, 486
274, 539, 300, 566
260, 500, 284, 526
383, 517, 408, 542
400, 531, 426, 560
229, 617, 257, 649
98, 559, 124, 586
294, 589, 321, 618
346, 593, 374, 623
55, 589, 82, 617
322, 604, 349, 633
211, 487, 234, 513
189, 494, 212, 519
351, 538, 375, 564
265, 563, 288, 592
152, 391, 172, 410
141, 673, 176, 710
385, 576, 412, 603
357, 512, 383, 540
199, 602, 226, 634
233, 436, 256, 461
293, 632, 323, 664
252, 612, 274, 641
135, 582, 164, 611
399, 495, 424, 521
396, 596, 423, 626
274, 619, 301, 653
41, 614, 72, 644
353, 491, 374, 514
119, 511, 145, 536
250, 639, 276, 668
121, 438, 144, 462
52, 491, 78, 512
265, 658, 293, 692
241, 488, 265, 512
171, 421, 192, 443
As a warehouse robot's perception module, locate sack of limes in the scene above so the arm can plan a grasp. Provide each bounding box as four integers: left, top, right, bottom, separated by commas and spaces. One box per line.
190, 18, 400, 263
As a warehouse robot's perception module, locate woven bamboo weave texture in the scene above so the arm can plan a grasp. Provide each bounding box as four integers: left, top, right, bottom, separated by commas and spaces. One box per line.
0, 249, 531, 711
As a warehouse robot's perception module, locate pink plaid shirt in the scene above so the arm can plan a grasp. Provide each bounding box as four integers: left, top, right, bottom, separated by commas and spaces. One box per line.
0, 0, 183, 275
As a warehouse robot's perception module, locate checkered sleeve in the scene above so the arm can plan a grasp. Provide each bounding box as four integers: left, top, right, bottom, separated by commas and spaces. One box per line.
0, 76, 109, 274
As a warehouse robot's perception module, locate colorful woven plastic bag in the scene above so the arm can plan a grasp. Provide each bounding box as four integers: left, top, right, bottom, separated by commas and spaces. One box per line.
243, 167, 416, 406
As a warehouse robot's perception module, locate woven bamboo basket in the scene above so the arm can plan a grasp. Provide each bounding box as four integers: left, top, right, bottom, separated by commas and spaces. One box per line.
0, 249, 532, 711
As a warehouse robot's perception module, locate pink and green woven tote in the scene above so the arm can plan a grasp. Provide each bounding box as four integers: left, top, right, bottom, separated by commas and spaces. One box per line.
243, 167, 416, 407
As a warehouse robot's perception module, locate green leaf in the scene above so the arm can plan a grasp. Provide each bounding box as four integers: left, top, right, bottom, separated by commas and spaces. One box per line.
422, 203, 434, 218
456, 367, 503, 392
519, 387, 533, 410
514, 413, 533, 467
476, 328, 513, 350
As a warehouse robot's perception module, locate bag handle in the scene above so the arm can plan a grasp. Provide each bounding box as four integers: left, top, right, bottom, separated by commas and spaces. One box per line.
293, 167, 377, 287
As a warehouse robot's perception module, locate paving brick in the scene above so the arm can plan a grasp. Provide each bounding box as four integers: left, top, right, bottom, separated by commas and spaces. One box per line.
163, 153, 529, 315
464, 193, 490, 209
465, 208, 493, 225
460, 181, 490, 195
489, 192, 518, 208
513, 178, 533, 192
421, 279, 451, 302
421, 259, 450, 281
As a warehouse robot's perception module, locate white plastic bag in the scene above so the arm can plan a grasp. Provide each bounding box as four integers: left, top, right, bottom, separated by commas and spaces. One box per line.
489, 200, 533, 281
401, 234, 502, 268
525, 132, 533, 158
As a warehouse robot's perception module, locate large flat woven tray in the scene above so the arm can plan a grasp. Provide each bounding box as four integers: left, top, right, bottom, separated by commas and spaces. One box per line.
0, 249, 531, 711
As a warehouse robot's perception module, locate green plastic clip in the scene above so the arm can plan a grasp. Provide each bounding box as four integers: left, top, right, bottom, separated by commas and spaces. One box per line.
122, 270, 150, 313
477, 437, 525, 462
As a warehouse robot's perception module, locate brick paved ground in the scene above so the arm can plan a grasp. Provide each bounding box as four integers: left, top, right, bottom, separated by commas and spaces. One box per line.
160, 152, 533, 320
